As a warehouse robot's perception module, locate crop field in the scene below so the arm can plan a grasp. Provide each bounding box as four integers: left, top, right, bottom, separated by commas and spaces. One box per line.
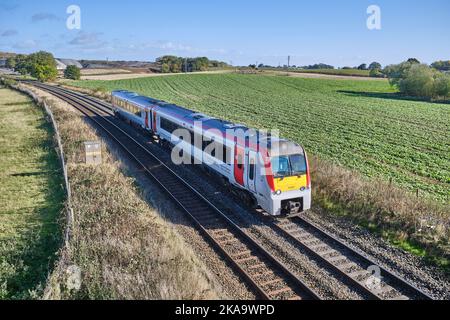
71, 74, 450, 202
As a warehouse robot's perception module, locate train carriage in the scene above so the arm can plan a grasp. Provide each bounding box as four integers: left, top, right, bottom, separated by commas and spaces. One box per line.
112, 90, 311, 216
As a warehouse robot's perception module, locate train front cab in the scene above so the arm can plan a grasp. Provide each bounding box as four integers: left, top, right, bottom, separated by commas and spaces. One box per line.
263, 148, 311, 216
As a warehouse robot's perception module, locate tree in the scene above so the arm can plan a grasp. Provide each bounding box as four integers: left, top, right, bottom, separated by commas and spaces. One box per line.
31, 64, 58, 82
407, 58, 420, 64
399, 64, 436, 97
357, 64, 367, 70
170, 62, 181, 73
431, 60, 450, 71
369, 68, 384, 78
433, 72, 450, 98
383, 61, 416, 87
161, 63, 170, 73
28, 51, 57, 82
13, 51, 58, 82
384, 60, 450, 99
302, 63, 334, 70
64, 65, 81, 80
156, 55, 225, 73
14, 54, 30, 75
368, 62, 382, 70
5, 56, 16, 69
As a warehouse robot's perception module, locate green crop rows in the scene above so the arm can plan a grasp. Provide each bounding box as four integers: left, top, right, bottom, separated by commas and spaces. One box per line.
71, 74, 450, 202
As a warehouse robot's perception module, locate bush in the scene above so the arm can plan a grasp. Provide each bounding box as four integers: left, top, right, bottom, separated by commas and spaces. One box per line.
31, 64, 58, 82
384, 61, 450, 99
64, 65, 81, 80
0, 77, 17, 87
12, 51, 58, 82
369, 68, 384, 78
368, 62, 382, 70
357, 63, 367, 70
433, 72, 450, 97
5, 57, 16, 69
161, 63, 170, 73
399, 64, 436, 97
431, 60, 450, 71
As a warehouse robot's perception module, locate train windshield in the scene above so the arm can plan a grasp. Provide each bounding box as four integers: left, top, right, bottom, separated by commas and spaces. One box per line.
271, 154, 307, 178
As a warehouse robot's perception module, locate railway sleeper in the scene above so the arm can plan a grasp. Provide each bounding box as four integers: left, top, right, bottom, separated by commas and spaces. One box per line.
338, 263, 359, 272
235, 256, 259, 264
252, 270, 275, 279
231, 250, 252, 258
260, 278, 284, 287
267, 287, 293, 298
348, 269, 370, 278
327, 255, 348, 263
318, 249, 336, 257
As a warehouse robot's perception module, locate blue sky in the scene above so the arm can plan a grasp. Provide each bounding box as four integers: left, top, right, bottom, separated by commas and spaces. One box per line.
0, 0, 449, 67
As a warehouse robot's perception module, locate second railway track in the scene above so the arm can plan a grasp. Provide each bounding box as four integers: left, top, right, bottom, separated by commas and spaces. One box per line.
270, 216, 433, 300
25, 81, 434, 300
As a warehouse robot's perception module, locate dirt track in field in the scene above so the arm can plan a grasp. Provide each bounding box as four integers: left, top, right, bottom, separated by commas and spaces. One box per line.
80, 70, 233, 81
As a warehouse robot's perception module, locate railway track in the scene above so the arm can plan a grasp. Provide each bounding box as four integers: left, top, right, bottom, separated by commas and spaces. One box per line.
270, 216, 433, 300
25, 82, 434, 300
27, 81, 320, 300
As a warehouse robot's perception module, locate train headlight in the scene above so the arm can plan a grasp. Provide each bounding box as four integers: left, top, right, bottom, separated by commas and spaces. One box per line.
300, 187, 306, 191
275, 190, 282, 195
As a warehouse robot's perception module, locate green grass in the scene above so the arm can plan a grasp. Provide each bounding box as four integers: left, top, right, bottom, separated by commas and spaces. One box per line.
71, 73, 450, 202
0, 88, 65, 299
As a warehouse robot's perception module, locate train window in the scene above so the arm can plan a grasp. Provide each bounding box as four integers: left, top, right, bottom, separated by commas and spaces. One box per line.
249, 159, 255, 180
237, 154, 243, 169
223, 145, 232, 164
193, 132, 202, 149
202, 137, 211, 151
133, 104, 141, 116
160, 117, 180, 134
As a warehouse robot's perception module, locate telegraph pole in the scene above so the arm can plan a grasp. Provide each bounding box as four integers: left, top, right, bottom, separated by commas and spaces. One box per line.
288, 55, 290, 68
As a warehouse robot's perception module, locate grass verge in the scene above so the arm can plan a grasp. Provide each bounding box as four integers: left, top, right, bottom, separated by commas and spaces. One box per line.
18, 84, 222, 299
0, 87, 65, 299
311, 156, 450, 275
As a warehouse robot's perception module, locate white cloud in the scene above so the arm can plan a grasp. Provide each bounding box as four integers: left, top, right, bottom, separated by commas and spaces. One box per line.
13, 39, 37, 49
1, 29, 18, 37
0, 2, 19, 11
68, 31, 108, 49
144, 41, 193, 52
31, 13, 61, 23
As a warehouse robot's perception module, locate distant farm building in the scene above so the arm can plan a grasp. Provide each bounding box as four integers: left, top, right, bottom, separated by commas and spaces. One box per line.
55, 58, 83, 70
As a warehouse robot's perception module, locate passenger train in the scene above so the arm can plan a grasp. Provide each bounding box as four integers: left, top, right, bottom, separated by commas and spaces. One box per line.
111, 90, 311, 216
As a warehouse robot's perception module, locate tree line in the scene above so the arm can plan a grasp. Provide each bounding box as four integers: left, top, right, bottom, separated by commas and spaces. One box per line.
6, 51, 58, 82
384, 59, 450, 99
5, 51, 81, 81
156, 56, 229, 73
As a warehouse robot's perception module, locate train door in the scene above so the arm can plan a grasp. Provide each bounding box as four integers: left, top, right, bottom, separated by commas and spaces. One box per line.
144, 110, 150, 130
234, 142, 245, 186
152, 111, 157, 133
247, 150, 257, 193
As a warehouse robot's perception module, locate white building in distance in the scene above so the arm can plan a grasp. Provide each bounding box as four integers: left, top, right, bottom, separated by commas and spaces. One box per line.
55, 58, 83, 70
